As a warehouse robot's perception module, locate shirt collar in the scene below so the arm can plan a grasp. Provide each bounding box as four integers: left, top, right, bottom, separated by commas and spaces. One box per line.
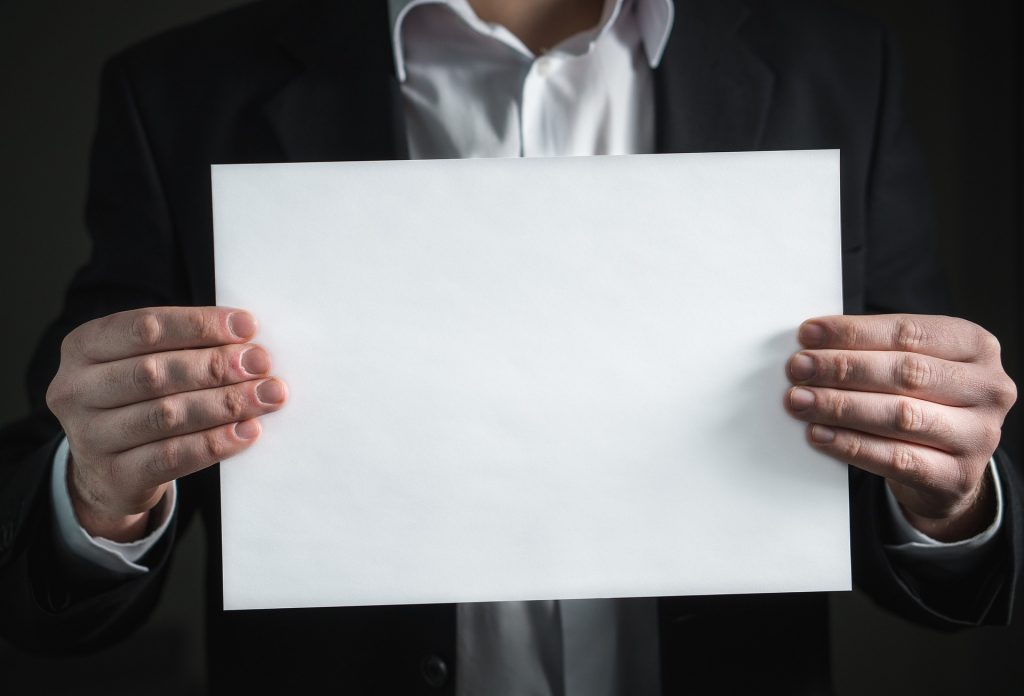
387, 0, 676, 82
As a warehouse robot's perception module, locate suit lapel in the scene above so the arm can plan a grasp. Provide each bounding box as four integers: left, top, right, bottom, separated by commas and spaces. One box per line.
654, 0, 775, 153
264, 0, 409, 162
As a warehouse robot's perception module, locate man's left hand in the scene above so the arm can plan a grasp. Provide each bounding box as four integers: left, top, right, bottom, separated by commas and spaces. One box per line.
784, 314, 1017, 542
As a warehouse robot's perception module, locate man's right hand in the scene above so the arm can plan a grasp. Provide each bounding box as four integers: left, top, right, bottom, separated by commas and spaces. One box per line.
45, 307, 288, 542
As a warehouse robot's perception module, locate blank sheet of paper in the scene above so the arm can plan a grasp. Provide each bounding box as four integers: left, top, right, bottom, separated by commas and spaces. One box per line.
212, 151, 849, 611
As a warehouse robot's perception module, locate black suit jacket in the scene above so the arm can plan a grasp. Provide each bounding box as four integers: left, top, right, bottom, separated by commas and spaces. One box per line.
1, 0, 1020, 694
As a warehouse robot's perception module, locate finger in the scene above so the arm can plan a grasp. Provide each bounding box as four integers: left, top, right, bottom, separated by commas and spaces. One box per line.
65, 307, 258, 363
88, 378, 287, 452
785, 386, 978, 454
804, 424, 970, 499
113, 419, 263, 490
79, 343, 273, 409
786, 349, 989, 408
797, 314, 999, 363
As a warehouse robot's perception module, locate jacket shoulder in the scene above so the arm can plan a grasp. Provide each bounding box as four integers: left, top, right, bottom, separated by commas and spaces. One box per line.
108, 0, 315, 85
743, 0, 885, 38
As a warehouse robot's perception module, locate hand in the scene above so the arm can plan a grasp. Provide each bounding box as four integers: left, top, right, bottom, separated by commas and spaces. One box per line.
784, 314, 1016, 541
46, 307, 288, 542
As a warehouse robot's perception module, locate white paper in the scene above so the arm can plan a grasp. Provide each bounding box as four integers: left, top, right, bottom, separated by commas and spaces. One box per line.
212, 151, 849, 611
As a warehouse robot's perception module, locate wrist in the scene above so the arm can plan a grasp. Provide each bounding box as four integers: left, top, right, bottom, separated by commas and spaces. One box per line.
898, 469, 996, 543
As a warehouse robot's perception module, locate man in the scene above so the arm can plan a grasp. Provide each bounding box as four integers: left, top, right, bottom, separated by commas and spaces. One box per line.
0, 0, 1019, 693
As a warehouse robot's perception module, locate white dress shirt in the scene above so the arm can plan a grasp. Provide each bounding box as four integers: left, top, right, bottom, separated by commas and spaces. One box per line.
51, 0, 1006, 694
394, 0, 672, 159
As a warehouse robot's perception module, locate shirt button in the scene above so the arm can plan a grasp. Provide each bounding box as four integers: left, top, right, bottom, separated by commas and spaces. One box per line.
420, 654, 449, 688
535, 56, 553, 77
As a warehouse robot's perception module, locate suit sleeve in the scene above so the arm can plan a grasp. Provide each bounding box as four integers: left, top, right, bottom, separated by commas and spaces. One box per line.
0, 55, 191, 652
850, 27, 1022, 629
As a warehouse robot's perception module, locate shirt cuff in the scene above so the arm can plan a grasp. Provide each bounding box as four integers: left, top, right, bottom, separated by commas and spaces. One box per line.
50, 436, 176, 577
883, 457, 1003, 570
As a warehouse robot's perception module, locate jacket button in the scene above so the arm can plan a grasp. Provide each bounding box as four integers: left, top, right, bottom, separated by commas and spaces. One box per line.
420, 654, 449, 688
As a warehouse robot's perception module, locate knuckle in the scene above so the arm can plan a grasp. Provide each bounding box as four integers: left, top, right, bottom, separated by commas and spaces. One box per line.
894, 399, 926, 435
980, 331, 1001, 358
993, 376, 1017, 411
45, 376, 72, 412
827, 391, 851, 421
206, 350, 230, 385
148, 398, 182, 435
133, 357, 164, 393
59, 331, 79, 360
222, 388, 248, 421
889, 445, 924, 483
832, 353, 856, 385
130, 313, 162, 349
896, 355, 932, 392
837, 320, 860, 347
149, 439, 180, 477
951, 459, 976, 499
894, 317, 928, 352
44, 382, 59, 412
202, 430, 229, 462
189, 310, 221, 343
62, 318, 102, 361
839, 433, 863, 461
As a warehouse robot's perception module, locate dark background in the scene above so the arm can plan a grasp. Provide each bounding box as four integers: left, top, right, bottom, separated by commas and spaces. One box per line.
0, 0, 1020, 693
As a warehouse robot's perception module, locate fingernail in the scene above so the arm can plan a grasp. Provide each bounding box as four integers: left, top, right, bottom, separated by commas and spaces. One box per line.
234, 419, 261, 440
789, 353, 815, 381
240, 347, 270, 376
789, 387, 815, 410
810, 424, 836, 444
256, 378, 287, 405
228, 311, 257, 339
799, 322, 825, 348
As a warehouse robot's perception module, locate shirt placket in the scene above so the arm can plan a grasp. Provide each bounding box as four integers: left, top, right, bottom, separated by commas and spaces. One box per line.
520, 53, 570, 158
